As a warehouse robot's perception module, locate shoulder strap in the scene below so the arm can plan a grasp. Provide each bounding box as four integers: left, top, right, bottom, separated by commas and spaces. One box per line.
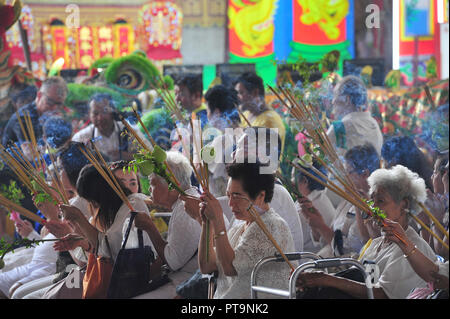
121, 212, 144, 249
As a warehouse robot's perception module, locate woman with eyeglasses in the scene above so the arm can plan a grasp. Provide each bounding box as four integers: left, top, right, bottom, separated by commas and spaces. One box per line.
187, 161, 295, 299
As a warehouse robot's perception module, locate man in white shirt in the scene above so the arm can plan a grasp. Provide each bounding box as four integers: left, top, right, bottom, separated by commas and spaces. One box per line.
72, 93, 151, 161
326, 75, 383, 207
132, 151, 201, 299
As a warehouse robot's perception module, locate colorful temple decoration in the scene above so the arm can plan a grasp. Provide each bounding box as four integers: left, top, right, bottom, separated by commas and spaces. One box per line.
113, 23, 135, 58
42, 21, 136, 71
228, 0, 278, 86
76, 26, 97, 69
287, 0, 354, 71
138, 1, 183, 71
396, 0, 440, 86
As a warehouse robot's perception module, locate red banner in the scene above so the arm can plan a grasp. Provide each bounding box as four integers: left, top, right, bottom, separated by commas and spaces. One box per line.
98, 26, 114, 57
114, 24, 134, 58
76, 26, 96, 69
50, 26, 69, 68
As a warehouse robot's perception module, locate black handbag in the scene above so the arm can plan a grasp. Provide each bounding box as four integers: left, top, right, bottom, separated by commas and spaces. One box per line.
107, 212, 169, 299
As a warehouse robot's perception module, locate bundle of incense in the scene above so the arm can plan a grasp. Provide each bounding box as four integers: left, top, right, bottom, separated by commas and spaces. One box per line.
15, 110, 43, 172
188, 118, 212, 261
44, 147, 69, 205
78, 145, 134, 212
417, 202, 449, 241
9, 110, 68, 206
410, 213, 449, 250
0, 193, 45, 224
289, 160, 408, 246
269, 85, 352, 188
305, 153, 449, 247
150, 75, 186, 125
0, 145, 66, 206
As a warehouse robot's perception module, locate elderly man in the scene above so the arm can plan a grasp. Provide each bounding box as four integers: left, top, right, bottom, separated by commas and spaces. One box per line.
132, 151, 202, 299
2, 77, 67, 147
326, 75, 383, 207
327, 75, 383, 156
71, 93, 150, 161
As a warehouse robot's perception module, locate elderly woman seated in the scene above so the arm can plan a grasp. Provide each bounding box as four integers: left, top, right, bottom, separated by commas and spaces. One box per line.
132, 151, 202, 299
296, 165, 437, 299
189, 161, 295, 299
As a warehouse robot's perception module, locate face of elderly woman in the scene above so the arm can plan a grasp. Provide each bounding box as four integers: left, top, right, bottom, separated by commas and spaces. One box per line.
226, 179, 256, 222
149, 175, 169, 207
371, 187, 406, 223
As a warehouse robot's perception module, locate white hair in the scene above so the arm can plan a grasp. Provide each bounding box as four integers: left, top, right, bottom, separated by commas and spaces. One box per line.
368, 165, 427, 215
151, 151, 192, 191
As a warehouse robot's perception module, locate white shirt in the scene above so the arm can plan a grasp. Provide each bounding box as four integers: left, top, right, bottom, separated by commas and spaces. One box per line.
97, 193, 155, 260
214, 208, 295, 299
270, 184, 304, 252
297, 189, 337, 253
360, 226, 437, 299
327, 111, 383, 156
72, 121, 151, 161
163, 187, 202, 273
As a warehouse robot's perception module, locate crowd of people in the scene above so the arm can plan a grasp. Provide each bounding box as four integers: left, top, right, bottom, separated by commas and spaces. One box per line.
0, 68, 448, 300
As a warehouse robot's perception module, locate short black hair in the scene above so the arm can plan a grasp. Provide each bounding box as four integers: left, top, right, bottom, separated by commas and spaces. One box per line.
345, 144, 380, 175
58, 142, 92, 187
226, 162, 275, 203
176, 74, 203, 97
204, 84, 240, 124
381, 136, 432, 188
43, 116, 72, 149
294, 159, 327, 192
235, 72, 265, 97
77, 164, 131, 230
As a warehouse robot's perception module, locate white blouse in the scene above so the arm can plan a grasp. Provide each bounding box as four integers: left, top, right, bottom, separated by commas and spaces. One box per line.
360, 226, 437, 299
214, 208, 295, 299
97, 193, 155, 260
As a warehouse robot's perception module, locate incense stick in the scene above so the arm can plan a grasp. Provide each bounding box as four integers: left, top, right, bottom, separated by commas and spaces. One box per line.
410, 213, 449, 250
0, 194, 45, 224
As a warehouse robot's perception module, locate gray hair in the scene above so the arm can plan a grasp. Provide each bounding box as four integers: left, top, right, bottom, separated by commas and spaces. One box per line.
40, 76, 68, 99
151, 151, 193, 191
334, 75, 367, 110
368, 165, 427, 215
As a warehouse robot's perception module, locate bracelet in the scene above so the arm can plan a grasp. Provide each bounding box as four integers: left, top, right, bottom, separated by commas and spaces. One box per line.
214, 230, 226, 240
404, 245, 418, 258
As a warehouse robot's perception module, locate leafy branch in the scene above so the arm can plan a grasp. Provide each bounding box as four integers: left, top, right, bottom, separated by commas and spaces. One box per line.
126, 145, 186, 195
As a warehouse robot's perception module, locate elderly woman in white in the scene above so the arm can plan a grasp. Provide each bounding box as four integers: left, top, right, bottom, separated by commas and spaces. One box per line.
296, 165, 437, 299
192, 162, 295, 299
132, 151, 202, 299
